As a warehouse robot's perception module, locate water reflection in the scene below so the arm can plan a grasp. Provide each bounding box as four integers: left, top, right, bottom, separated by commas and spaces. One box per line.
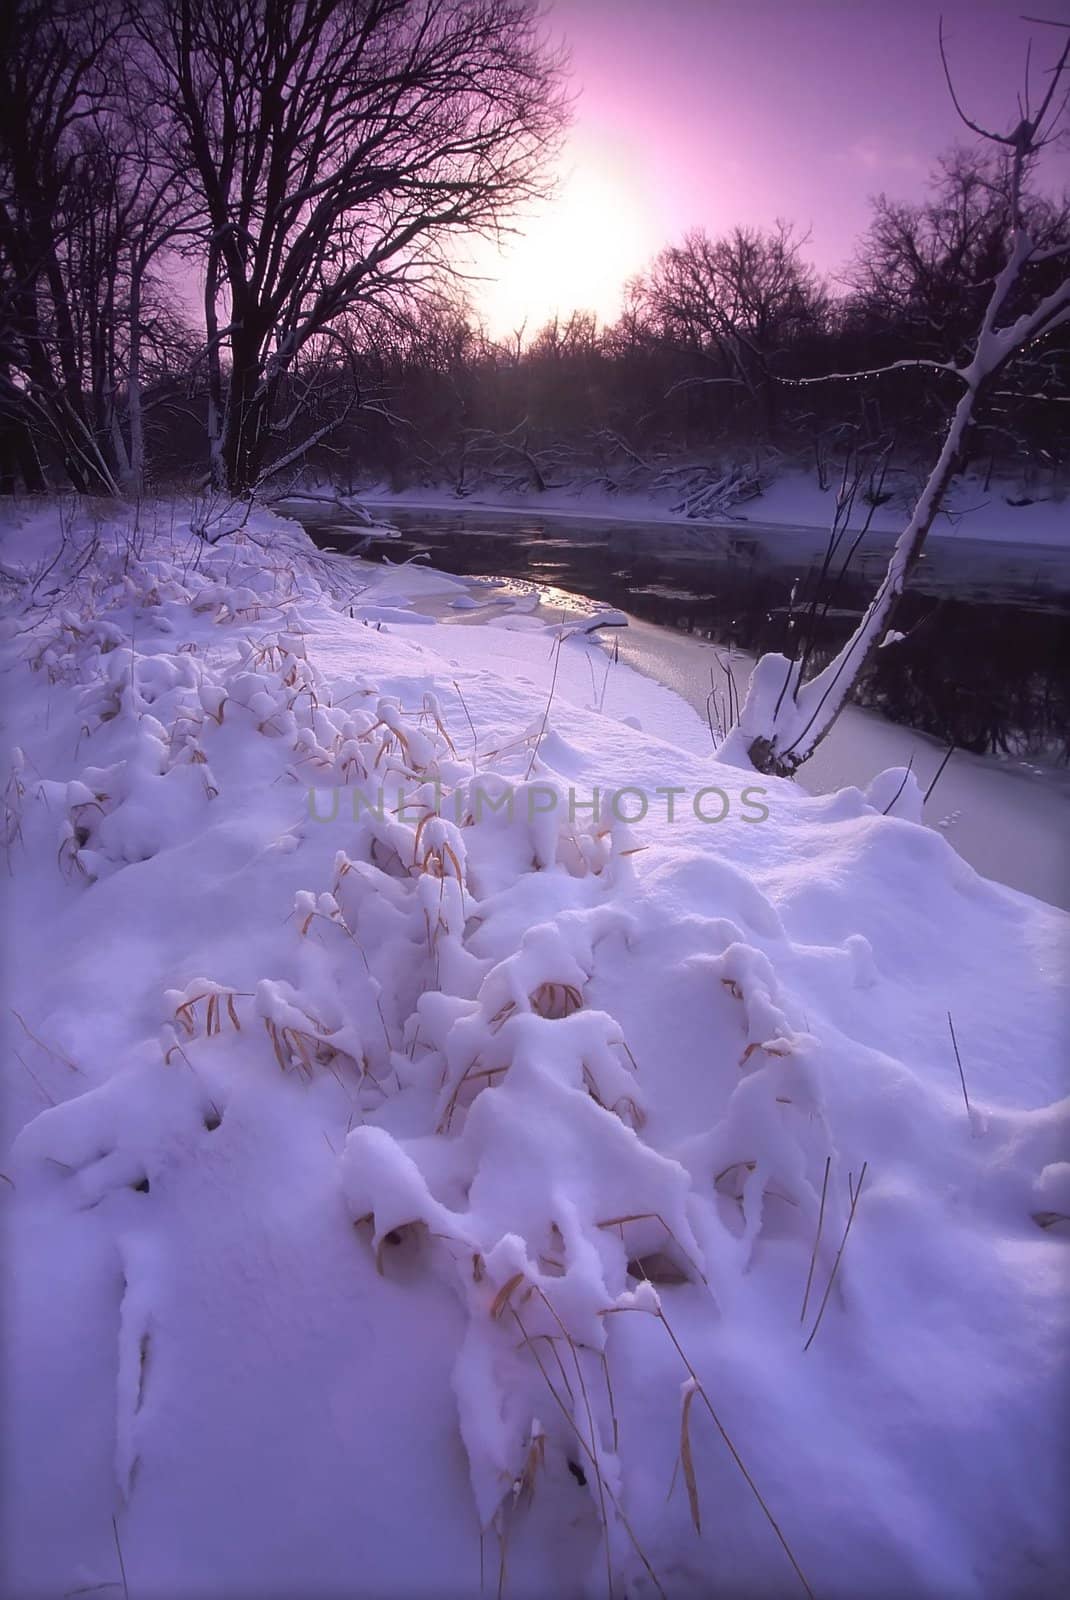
305, 505, 1070, 764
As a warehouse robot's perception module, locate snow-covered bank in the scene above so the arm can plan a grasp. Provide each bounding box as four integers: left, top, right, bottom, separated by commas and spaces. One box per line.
597, 613, 1070, 912
302, 554, 1069, 910
1, 500, 1068, 1600
353, 466, 1070, 547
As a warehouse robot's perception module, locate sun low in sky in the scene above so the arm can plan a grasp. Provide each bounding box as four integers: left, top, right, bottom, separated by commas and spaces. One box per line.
468, 134, 662, 339
467, 0, 1066, 340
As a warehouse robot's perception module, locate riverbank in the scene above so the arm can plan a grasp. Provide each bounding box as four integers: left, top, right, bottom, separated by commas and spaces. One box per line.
351, 567, 1070, 909
294, 503, 1069, 908
348, 465, 1070, 547
1, 498, 1067, 1600
606, 612, 1070, 912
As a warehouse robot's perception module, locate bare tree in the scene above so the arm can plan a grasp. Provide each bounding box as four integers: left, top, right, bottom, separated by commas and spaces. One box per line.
0, 0, 202, 495
0, 0, 124, 493
721, 28, 1070, 779
846, 147, 1068, 360
839, 144, 1070, 468
134, 0, 568, 493
634, 222, 829, 437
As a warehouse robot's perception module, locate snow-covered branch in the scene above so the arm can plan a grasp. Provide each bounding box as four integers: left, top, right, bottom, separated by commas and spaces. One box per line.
780, 357, 961, 386
721, 43, 1070, 779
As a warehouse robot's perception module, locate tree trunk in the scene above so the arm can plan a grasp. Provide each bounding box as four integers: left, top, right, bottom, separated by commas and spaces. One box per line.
124, 259, 145, 495
743, 383, 974, 777
0, 413, 46, 493
221, 349, 270, 494
204, 241, 226, 488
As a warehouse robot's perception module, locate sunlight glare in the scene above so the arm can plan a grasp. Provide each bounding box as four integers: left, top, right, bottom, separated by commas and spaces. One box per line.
470, 144, 655, 340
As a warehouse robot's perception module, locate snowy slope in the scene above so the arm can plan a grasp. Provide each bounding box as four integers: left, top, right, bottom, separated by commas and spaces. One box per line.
355, 468, 1070, 547
1, 500, 1067, 1600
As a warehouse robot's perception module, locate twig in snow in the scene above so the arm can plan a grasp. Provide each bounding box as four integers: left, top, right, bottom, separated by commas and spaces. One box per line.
14, 1048, 55, 1105
452, 679, 479, 773
705, 667, 722, 749
524, 618, 565, 779
496, 1502, 512, 1600
947, 1012, 972, 1122
716, 651, 739, 730
597, 634, 617, 713
11, 1009, 82, 1073
803, 1161, 868, 1352
881, 754, 916, 816
112, 1515, 129, 1600
800, 1156, 831, 1323
923, 742, 956, 805
600, 1349, 620, 1453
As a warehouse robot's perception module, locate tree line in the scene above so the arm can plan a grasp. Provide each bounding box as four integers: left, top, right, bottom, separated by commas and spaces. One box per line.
1, 0, 568, 496
348, 147, 1069, 512
2, 0, 1067, 506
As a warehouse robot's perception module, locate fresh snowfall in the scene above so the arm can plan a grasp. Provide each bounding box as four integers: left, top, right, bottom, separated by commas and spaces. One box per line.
1, 498, 1067, 1600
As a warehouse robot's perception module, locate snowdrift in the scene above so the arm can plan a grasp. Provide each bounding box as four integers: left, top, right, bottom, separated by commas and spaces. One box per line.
0, 499, 1067, 1600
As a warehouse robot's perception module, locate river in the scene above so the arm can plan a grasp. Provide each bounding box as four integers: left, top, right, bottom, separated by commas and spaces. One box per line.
293, 499, 1069, 910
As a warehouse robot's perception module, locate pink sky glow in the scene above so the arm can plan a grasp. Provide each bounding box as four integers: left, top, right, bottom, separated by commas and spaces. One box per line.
465, 0, 1070, 337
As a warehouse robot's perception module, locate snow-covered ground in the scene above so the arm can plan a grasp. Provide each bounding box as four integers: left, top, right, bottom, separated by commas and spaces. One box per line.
318, 565, 1069, 911
598, 614, 1070, 912
353, 467, 1070, 547
1, 499, 1068, 1600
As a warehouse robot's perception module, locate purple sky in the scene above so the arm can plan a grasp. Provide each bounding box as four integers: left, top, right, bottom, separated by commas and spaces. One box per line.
470, 0, 1070, 335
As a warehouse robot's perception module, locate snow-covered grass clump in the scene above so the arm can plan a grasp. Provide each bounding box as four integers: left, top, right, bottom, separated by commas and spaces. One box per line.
1, 498, 1067, 1599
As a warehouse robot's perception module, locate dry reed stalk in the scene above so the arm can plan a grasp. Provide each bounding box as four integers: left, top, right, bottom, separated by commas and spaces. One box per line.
600, 1350, 620, 1453
519, 1330, 577, 1405
111, 1515, 129, 1600
14, 1048, 55, 1105
12, 1009, 83, 1073
438, 1060, 508, 1133
299, 893, 393, 1055
923, 742, 956, 805
510, 1299, 665, 1599
532, 1286, 613, 1597
513, 1426, 546, 1511
803, 1161, 868, 1354
597, 1212, 707, 1287
524, 627, 565, 780
529, 982, 584, 1019
452, 679, 479, 772
651, 1297, 815, 1599
171, 988, 247, 1040
800, 1156, 831, 1324
679, 1380, 702, 1533
946, 1013, 972, 1122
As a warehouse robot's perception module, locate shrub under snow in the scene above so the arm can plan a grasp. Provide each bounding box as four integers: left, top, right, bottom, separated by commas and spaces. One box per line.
0, 499, 1067, 1599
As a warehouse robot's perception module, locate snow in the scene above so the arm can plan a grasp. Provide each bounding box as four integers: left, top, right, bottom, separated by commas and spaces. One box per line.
596, 611, 1070, 912
1, 497, 1068, 1600
746, 468, 1069, 547
353, 466, 1070, 547
724, 241, 1069, 778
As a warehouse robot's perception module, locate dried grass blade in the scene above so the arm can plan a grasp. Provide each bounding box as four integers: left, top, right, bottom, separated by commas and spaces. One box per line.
800, 1155, 831, 1324
680, 1380, 702, 1533
804, 1160, 868, 1354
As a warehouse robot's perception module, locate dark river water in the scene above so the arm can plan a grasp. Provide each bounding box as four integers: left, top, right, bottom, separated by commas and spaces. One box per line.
304, 502, 1070, 764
